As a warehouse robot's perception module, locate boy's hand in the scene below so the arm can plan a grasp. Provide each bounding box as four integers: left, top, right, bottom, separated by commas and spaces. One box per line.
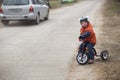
79, 39, 82, 41
79, 36, 82, 39
79, 36, 83, 41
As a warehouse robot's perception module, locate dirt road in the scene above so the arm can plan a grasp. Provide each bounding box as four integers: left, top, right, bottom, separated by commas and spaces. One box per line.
0, 0, 105, 80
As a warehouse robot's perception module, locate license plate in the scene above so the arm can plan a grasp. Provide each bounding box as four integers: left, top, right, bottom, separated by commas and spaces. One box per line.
8, 9, 22, 12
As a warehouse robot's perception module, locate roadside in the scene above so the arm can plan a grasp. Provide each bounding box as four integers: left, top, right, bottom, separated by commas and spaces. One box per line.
49, 0, 80, 8
96, 0, 120, 80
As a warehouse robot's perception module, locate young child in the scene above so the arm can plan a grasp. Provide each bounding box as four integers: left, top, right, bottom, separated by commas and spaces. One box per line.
79, 16, 96, 64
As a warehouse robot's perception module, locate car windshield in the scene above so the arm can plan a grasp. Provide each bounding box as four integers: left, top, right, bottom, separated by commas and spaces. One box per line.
3, 0, 29, 5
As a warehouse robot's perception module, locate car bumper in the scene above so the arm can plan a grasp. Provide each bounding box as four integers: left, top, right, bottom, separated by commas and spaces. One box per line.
0, 13, 36, 21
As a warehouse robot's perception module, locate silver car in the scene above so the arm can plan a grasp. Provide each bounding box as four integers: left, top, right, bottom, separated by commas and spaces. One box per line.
0, 0, 49, 25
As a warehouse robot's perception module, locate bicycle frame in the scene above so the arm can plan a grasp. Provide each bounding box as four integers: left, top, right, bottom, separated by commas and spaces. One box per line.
80, 42, 101, 57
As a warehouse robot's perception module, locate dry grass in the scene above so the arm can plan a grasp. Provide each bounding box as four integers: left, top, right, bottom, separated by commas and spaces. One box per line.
97, 0, 120, 80
104, 0, 120, 16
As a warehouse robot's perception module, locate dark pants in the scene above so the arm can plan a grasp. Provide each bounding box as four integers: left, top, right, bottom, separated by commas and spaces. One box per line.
79, 42, 95, 60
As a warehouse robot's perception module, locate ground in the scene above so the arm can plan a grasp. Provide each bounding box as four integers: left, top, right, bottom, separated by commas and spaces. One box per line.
0, 0, 119, 80
95, 0, 120, 79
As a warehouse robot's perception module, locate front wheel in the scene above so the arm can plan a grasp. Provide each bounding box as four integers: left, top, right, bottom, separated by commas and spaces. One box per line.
1, 20, 9, 25
76, 52, 89, 65
100, 50, 109, 60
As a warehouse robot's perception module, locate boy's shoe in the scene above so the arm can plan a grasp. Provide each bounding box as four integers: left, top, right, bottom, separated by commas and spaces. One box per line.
88, 59, 94, 64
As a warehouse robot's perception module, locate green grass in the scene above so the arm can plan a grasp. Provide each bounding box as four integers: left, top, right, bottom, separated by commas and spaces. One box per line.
50, 0, 62, 8
49, 0, 78, 8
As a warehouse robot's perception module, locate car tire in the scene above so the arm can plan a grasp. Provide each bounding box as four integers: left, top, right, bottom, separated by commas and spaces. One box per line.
1, 20, 9, 25
44, 11, 49, 20
34, 13, 40, 25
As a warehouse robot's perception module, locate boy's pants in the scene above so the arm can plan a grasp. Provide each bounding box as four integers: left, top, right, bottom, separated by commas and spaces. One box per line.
79, 42, 95, 60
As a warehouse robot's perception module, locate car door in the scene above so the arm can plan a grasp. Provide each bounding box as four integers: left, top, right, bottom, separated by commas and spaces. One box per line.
39, 0, 48, 17
32, 0, 44, 18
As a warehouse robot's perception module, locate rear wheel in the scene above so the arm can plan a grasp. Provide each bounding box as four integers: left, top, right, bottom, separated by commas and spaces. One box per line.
1, 20, 9, 25
100, 50, 109, 60
76, 52, 89, 65
44, 11, 49, 20
34, 13, 40, 25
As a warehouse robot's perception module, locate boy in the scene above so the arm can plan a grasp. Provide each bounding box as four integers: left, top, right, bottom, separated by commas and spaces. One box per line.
79, 16, 96, 64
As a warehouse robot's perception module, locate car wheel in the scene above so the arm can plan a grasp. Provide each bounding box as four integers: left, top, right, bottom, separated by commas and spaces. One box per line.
34, 14, 40, 25
1, 20, 9, 25
44, 11, 49, 20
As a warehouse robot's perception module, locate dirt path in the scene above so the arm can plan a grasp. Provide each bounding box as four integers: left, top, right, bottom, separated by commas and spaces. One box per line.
65, 0, 106, 80
95, 0, 120, 79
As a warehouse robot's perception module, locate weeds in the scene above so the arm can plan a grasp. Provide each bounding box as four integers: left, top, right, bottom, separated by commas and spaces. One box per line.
99, 0, 120, 80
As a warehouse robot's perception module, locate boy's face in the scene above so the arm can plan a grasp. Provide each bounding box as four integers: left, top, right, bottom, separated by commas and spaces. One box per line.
81, 21, 88, 28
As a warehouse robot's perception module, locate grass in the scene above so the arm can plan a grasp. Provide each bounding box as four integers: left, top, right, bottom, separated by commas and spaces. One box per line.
102, 0, 120, 56
49, 0, 62, 8
49, 0, 78, 8
104, 0, 120, 16
98, 0, 120, 80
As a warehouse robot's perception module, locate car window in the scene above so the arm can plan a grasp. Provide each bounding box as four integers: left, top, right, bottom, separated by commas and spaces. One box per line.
3, 0, 29, 5
39, 0, 45, 5
32, 0, 40, 4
